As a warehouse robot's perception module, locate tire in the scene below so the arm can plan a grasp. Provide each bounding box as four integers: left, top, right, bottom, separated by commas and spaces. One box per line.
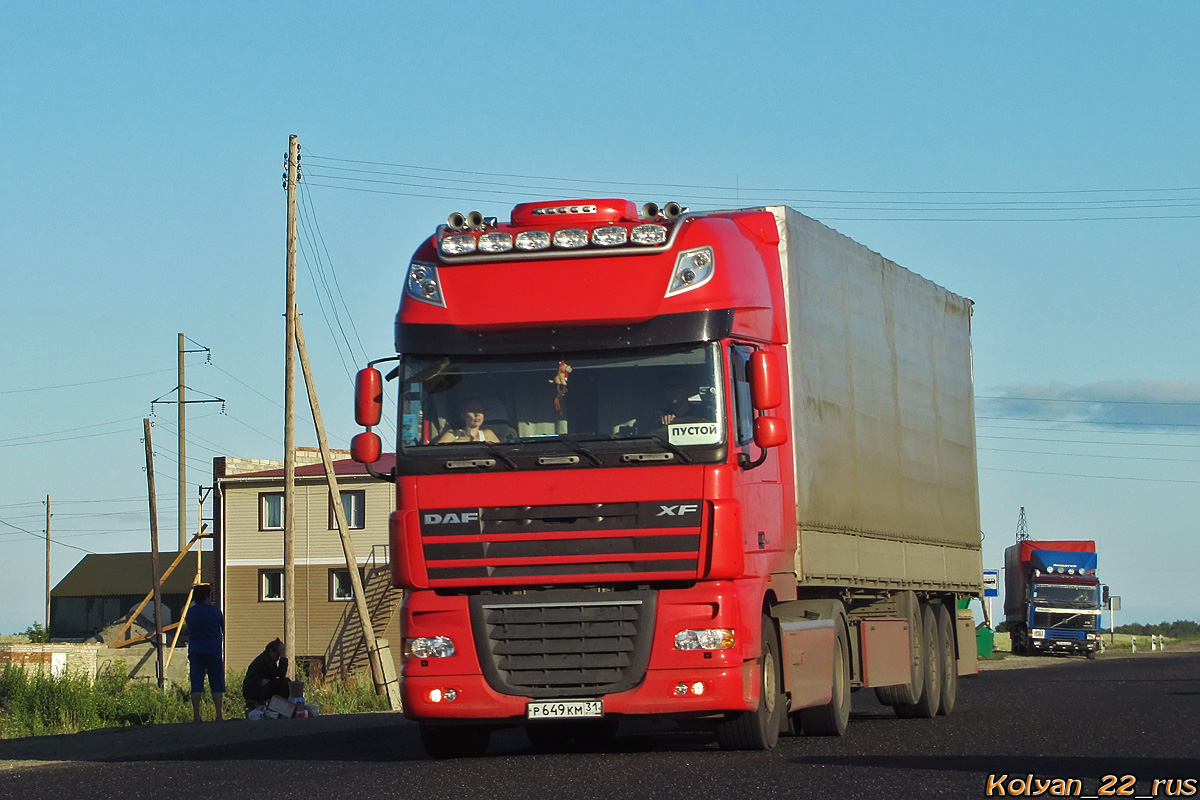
894, 603, 941, 719
716, 615, 783, 750
935, 602, 957, 716
798, 615, 850, 736
1086, 649, 1098, 660
876, 592, 923, 707
420, 723, 491, 759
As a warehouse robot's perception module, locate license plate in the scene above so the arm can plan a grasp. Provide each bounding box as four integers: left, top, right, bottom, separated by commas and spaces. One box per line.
526, 700, 603, 719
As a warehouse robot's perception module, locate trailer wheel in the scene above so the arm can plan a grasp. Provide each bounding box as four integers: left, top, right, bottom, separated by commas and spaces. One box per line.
894, 603, 941, 719
420, 723, 491, 759
716, 615, 783, 750
876, 592, 923, 707
798, 616, 850, 736
935, 602, 957, 716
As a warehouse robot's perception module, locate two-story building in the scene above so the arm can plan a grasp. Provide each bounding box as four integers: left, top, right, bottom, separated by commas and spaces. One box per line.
213, 448, 401, 682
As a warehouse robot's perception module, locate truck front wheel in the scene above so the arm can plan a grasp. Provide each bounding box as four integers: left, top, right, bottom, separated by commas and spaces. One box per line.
716, 615, 783, 750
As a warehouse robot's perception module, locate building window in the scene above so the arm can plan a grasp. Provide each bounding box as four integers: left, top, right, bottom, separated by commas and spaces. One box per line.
329, 568, 362, 602
260, 492, 284, 531
260, 569, 284, 602
329, 490, 366, 530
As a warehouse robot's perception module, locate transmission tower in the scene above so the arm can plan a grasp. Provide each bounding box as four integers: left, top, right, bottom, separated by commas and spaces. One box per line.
1015, 507, 1030, 541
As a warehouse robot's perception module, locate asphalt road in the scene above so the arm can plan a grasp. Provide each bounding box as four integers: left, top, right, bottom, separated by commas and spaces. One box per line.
2, 649, 1198, 800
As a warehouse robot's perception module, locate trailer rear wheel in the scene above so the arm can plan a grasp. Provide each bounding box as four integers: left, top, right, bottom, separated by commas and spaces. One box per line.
894, 603, 941, 719
875, 592, 923, 707
420, 723, 491, 759
716, 615, 783, 750
935, 602, 957, 716
798, 616, 850, 736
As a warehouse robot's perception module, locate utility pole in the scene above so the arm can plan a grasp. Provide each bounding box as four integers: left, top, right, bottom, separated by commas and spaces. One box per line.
143, 419, 166, 689
283, 133, 300, 676
44, 495, 51, 632
178, 333, 186, 553
152, 336, 221, 553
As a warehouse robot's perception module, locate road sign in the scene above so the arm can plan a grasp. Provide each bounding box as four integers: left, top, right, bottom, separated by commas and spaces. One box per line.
1109, 596, 1121, 612
983, 569, 999, 597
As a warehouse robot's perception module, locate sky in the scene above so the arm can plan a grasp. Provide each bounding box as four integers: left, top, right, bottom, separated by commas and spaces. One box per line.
1, 3, 1197, 636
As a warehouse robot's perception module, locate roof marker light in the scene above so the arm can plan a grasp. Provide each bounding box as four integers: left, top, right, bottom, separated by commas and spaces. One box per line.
553, 228, 589, 249
440, 234, 477, 256
478, 232, 513, 253
631, 224, 668, 245
666, 246, 715, 297
592, 226, 628, 246
515, 230, 552, 251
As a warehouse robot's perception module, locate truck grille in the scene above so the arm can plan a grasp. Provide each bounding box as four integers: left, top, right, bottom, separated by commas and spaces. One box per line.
420, 501, 702, 586
1033, 611, 1097, 631
469, 588, 656, 699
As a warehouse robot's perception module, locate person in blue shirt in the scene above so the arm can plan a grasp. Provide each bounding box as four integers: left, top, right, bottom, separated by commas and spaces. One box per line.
185, 584, 225, 723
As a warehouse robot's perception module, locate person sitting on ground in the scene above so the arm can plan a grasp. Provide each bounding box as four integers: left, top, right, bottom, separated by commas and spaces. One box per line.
185, 584, 225, 723
435, 398, 501, 443
243, 638, 292, 708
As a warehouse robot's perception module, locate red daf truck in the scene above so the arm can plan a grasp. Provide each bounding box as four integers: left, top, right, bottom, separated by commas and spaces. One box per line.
350, 199, 983, 758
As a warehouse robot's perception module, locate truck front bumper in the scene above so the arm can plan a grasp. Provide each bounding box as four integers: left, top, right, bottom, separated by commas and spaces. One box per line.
402, 661, 756, 722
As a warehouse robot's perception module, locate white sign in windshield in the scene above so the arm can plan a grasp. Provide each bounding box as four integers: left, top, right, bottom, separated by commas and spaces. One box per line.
668, 422, 721, 446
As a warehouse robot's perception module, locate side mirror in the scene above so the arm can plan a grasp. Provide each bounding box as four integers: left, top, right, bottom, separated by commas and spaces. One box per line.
351, 431, 382, 464
355, 367, 383, 427
749, 351, 782, 410
753, 416, 788, 449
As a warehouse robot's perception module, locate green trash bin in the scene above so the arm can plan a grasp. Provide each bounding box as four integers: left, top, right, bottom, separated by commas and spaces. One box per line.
975, 624, 994, 658
957, 597, 994, 658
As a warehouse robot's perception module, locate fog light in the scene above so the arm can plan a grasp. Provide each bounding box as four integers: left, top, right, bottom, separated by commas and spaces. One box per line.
429, 688, 458, 703
674, 683, 689, 696
690, 682, 706, 696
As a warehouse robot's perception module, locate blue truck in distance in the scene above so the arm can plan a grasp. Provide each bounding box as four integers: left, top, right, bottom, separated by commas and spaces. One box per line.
1004, 540, 1102, 658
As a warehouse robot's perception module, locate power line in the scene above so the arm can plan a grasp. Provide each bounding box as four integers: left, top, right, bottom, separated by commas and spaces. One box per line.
0, 517, 96, 554
979, 395, 1200, 407
0, 369, 173, 395
980, 466, 1200, 486
303, 155, 1200, 197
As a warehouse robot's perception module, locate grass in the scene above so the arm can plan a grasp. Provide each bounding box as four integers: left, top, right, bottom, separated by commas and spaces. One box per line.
0, 663, 390, 739
982, 630, 1180, 658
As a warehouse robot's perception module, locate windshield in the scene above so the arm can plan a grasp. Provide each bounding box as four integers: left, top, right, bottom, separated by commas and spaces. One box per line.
1031, 583, 1099, 606
398, 344, 724, 452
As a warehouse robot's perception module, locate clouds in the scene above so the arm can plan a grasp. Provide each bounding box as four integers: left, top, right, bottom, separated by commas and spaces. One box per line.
978, 381, 1200, 430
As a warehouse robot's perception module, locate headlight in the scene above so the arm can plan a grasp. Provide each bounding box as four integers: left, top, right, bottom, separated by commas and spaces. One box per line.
405, 261, 445, 307
674, 628, 735, 651
665, 246, 715, 297
405, 636, 456, 658
1031, 629, 1046, 639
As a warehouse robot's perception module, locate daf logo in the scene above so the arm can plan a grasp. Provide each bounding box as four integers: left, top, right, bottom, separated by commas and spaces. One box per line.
423, 512, 479, 525
656, 504, 699, 517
